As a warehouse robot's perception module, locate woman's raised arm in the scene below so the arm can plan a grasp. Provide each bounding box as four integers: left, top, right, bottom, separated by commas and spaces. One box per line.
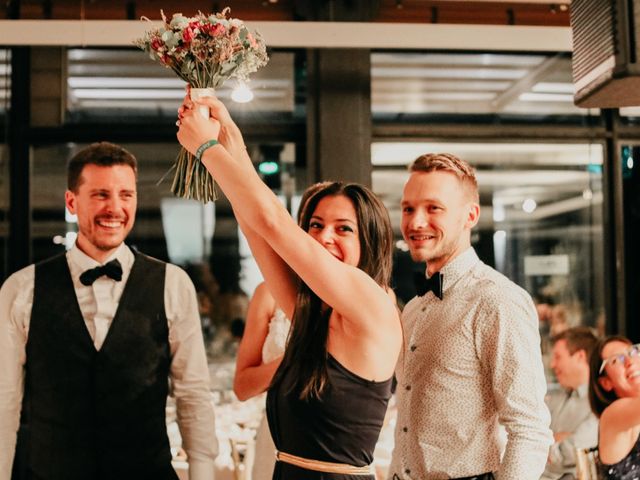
183, 95, 299, 318
177, 98, 398, 336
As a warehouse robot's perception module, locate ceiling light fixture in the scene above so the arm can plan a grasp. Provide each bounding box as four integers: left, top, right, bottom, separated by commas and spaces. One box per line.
231, 82, 254, 103
522, 198, 537, 213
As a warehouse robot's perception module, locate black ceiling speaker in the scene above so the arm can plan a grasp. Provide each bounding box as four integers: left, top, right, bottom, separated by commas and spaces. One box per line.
571, 0, 640, 108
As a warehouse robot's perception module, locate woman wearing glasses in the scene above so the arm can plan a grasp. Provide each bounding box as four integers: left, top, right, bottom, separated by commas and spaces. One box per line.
589, 336, 640, 479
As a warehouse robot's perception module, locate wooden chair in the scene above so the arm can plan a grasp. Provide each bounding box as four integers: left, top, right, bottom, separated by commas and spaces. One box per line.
575, 447, 599, 480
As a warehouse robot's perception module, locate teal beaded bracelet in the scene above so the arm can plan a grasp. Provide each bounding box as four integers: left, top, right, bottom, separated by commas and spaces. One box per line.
195, 139, 219, 161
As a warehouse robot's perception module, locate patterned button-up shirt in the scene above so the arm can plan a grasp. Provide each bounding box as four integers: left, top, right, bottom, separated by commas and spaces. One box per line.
388, 247, 552, 480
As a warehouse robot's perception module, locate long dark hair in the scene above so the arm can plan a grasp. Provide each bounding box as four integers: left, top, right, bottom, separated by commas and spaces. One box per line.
272, 182, 394, 400
588, 335, 632, 417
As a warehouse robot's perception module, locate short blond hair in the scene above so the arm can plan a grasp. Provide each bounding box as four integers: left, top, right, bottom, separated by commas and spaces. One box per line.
409, 153, 479, 202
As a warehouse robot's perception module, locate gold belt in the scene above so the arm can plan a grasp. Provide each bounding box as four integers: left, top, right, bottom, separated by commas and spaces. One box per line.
275, 450, 375, 476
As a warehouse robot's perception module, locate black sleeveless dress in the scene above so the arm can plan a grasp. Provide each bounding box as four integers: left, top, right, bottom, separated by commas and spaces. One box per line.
599, 432, 640, 479
266, 354, 393, 480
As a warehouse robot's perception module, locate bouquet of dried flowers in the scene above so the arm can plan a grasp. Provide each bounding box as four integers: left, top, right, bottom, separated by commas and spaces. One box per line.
135, 8, 269, 202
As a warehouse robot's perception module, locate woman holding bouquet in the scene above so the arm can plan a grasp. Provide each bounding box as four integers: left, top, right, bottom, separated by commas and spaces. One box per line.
177, 97, 401, 479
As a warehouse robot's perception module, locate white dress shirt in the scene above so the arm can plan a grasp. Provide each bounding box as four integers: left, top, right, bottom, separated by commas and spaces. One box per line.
0, 243, 218, 480
541, 384, 598, 480
389, 247, 553, 480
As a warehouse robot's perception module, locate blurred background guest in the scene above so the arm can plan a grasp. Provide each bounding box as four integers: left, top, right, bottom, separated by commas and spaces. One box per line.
542, 326, 599, 480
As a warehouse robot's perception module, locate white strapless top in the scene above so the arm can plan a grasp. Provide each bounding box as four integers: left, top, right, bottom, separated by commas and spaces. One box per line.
261, 308, 291, 364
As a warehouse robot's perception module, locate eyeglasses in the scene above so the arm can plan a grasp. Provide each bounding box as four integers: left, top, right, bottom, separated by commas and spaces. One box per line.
599, 343, 640, 375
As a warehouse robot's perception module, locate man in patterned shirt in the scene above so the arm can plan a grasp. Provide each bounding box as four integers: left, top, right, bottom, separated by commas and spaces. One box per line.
388, 153, 553, 480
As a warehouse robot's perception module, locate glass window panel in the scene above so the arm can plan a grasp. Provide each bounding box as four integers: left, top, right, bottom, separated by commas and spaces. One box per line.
0, 48, 9, 281
620, 107, 640, 126
620, 144, 640, 342
0, 48, 9, 117
371, 52, 597, 118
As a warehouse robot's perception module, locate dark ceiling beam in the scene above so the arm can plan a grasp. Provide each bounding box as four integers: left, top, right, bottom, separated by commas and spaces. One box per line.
125, 1, 135, 20
42, 0, 52, 19
0, 0, 570, 25
27, 120, 305, 145
293, 0, 382, 21
375, 0, 569, 26
7, 0, 20, 19
373, 122, 610, 141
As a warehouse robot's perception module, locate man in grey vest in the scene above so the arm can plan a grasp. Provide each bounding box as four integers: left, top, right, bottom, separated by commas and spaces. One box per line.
0, 142, 218, 480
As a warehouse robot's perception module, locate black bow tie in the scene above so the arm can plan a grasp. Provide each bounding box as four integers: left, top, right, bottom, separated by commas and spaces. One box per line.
413, 271, 443, 300
79, 259, 123, 286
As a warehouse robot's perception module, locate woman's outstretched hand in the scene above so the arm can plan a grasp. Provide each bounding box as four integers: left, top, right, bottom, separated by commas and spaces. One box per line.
204, 97, 248, 162
178, 92, 248, 162
176, 98, 221, 156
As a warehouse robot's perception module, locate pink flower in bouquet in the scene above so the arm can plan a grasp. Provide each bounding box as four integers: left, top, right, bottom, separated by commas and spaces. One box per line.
202, 22, 226, 37
182, 27, 196, 43
247, 33, 258, 49
150, 38, 163, 51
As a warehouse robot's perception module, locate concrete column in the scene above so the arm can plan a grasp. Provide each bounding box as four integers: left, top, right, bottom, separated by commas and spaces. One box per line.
306, 48, 372, 186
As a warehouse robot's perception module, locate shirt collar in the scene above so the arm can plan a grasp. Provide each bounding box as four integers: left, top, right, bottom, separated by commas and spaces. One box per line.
428, 247, 480, 294
68, 242, 134, 274
575, 383, 589, 398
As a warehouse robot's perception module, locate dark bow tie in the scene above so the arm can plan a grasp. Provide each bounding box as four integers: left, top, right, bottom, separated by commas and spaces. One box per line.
79, 259, 123, 286
413, 271, 443, 300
